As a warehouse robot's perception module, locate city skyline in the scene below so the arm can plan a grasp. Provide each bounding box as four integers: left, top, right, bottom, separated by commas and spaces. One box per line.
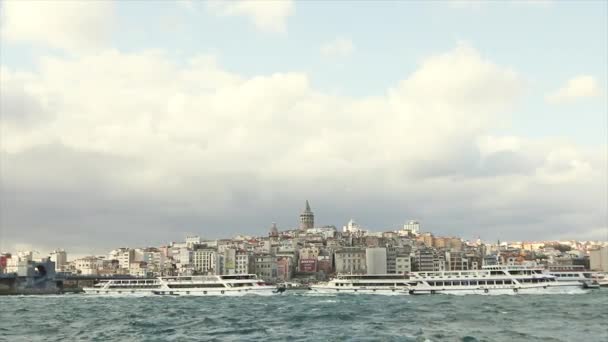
3, 200, 607, 258
1, 1, 607, 255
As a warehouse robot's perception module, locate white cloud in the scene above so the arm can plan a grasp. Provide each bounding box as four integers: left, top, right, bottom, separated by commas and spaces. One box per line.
546, 75, 603, 104
0, 44, 605, 250
206, 0, 294, 34
320, 37, 355, 57
0, 1, 115, 52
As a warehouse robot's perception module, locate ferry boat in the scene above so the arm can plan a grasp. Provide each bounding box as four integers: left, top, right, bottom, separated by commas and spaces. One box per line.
310, 274, 415, 294
151, 274, 283, 296
548, 270, 602, 289
82, 278, 161, 295
592, 273, 608, 287
407, 265, 586, 295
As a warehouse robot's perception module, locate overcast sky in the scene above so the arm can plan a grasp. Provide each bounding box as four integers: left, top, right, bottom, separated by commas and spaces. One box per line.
0, 0, 606, 256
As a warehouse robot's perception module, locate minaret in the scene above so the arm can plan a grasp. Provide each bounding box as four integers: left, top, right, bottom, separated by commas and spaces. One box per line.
299, 200, 314, 230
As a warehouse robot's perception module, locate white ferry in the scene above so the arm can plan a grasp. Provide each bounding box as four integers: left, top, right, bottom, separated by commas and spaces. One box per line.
548, 270, 601, 289
407, 265, 586, 295
152, 274, 283, 296
591, 273, 608, 287
310, 274, 415, 294
82, 278, 161, 295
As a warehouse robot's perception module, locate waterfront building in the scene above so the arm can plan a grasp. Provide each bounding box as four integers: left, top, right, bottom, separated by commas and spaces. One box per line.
254, 253, 277, 280
72, 256, 103, 275
299, 200, 315, 230
317, 255, 333, 275
108, 248, 135, 270
129, 261, 148, 277
334, 247, 366, 274
235, 251, 254, 274
276, 256, 294, 281
193, 249, 223, 275
590, 246, 608, 272
142, 248, 166, 275
395, 255, 411, 274
386, 246, 412, 274
5, 253, 32, 275
223, 248, 237, 274
446, 251, 469, 271
414, 248, 445, 272
366, 247, 387, 274
414, 248, 435, 272
175, 248, 192, 274
49, 249, 67, 272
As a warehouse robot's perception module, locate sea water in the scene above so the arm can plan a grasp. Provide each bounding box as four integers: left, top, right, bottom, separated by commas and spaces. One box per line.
1, 291, 606, 341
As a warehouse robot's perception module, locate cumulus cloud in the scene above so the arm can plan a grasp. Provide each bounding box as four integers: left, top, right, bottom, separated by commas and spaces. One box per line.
546, 75, 603, 104
0, 1, 114, 52
0, 44, 605, 254
206, 0, 294, 34
320, 37, 355, 57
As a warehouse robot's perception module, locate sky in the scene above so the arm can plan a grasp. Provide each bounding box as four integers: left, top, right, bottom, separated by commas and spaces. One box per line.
0, 0, 606, 256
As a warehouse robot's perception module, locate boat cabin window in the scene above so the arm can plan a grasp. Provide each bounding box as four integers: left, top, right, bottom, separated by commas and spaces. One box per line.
167, 283, 226, 288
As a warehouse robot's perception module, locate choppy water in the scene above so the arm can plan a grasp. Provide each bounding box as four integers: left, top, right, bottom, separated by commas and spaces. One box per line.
1, 291, 607, 342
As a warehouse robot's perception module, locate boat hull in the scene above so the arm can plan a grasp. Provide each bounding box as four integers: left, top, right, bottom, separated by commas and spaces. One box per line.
82, 287, 158, 295
152, 286, 280, 296
408, 283, 587, 295
309, 286, 408, 295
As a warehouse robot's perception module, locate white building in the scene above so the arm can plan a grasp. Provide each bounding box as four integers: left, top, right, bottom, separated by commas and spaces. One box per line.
590, 246, 608, 272
72, 256, 103, 275
365, 247, 387, 275
342, 219, 365, 234
176, 247, 194, 276
118, 249, 134, 270
193, 249, 223, 275
5, 256, 29, 275
400, 220, 420, 236
108, 248, 135, 270
185, 235, 201, 246
50, 249, 67, 272
142, 249, 165, 275
235, 251, 253, 274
